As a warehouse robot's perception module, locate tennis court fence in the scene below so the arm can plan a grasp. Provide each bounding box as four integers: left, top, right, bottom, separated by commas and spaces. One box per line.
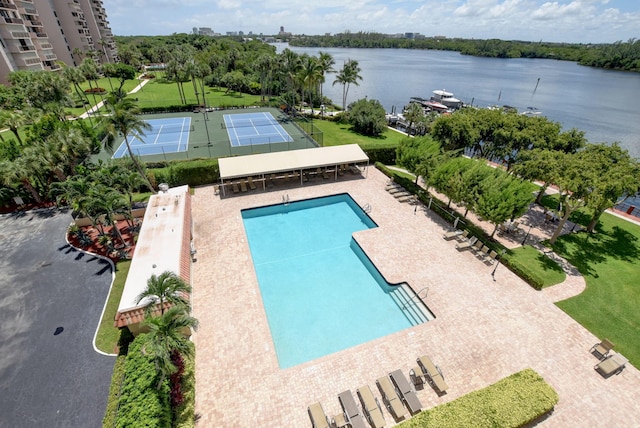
292, 117, 323, 146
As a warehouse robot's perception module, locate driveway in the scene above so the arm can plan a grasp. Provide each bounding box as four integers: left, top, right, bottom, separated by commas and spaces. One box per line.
0, 209, 115, 428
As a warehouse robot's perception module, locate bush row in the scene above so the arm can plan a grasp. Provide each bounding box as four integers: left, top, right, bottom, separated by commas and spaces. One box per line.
174, 351, 196, 428
398, 369, 558, 428
502, 254, 545, 290
114, 336, 172, 428
102, 355, 127, 428
148, 158, 220, 188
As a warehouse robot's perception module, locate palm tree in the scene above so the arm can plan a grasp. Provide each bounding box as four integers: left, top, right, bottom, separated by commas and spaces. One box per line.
298, 55, 323, 112
0, 110, 27, 145
141, 305, 198, 390
135, 271, 192, 317
317, 51, 335, 105
0, 154, 43, 203
94, 189, 128, 247
333, 59, 363, 111
279, 49, 302, 109
63, 66, 94, 125
102, 94, 155, 193
404, 102, 424, 135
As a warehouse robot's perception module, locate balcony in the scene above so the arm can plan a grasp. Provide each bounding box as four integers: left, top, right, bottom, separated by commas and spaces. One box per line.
18, 45, 36, 52
2, 17, 24, 24
11, 31, 30, 38
0, 2, 17, 10
44, 53, 57, 60
39, 43, 52, 49
36, 32, 47, 38
22, 8, 37, 15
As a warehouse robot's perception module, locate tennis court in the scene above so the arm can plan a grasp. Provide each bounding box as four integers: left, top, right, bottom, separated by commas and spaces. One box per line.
224, 112, 293, 147
112, 117, 192, 159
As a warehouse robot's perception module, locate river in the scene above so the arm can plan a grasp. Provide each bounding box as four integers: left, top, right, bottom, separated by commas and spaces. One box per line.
275, 43, 640, 160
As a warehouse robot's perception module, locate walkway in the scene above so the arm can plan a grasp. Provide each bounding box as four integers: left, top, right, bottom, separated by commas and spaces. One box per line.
78, 75, 150, 119
389, 167, 588, 303
191, 168, 640, 427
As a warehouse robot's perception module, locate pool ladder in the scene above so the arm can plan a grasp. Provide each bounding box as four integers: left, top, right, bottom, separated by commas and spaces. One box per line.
362, 203, 372, 213
401, 286, 429, 310
282, 194, 290, 206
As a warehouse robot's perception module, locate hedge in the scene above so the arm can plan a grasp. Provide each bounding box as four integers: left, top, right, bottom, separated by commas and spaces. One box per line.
502, 254, 545, 290
148, 158, 219, 188
398, 369, 558, 428
102, 355, 127, 428
174, 350, 196, 428
114, 336, 172, 428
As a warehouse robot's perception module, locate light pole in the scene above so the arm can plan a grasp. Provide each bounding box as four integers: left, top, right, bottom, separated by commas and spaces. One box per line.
491, 250, 507, 281
521, 222, 534, 246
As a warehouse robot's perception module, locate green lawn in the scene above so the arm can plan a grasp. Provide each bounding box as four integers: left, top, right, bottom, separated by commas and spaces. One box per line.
552, 211, 640, 368
310, 118, 407, 147
95, 259, 131, 354
507, 245, 566, 288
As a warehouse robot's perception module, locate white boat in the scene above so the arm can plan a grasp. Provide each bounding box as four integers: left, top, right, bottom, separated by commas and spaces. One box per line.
520, 107, 542, 116
431, 90, 463, 109
407, 96, 449, 112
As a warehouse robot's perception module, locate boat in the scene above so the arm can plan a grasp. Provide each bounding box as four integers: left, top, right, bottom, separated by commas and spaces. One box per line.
520, 107, 542, 116
407, 97, 449, 113
431, 90, 463, 110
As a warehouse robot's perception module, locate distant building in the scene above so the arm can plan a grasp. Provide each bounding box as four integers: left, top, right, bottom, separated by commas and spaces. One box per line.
278, 26, 291, 36
0, 0, 117, 84
194, 27, 215, 36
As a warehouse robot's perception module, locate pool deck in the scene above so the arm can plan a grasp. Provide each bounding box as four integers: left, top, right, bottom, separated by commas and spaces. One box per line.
191, 168, 640, 427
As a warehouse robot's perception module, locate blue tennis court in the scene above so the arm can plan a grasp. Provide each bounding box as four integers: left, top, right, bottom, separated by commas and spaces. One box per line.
224, 112, 293, 147
112, 117, 191, 159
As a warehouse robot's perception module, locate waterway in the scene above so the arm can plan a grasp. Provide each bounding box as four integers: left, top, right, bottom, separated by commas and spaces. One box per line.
275, 43, 640, 159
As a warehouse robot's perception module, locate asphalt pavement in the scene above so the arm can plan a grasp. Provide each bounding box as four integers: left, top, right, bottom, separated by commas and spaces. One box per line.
0, 208, 115, 428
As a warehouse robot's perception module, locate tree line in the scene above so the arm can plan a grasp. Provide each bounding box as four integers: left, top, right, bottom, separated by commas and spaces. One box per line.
397, 108, 640, 241
291, 32, 640, 73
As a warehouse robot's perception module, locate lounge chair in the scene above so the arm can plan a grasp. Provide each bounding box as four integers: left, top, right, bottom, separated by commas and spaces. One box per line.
478, 245, 491, 260
471, 239, 484, 253
594, 353, 628, 377
376, 376, 407, 420
322, 168, 330, 179
409, 365, 425, 388
357, 385, 386, 428
443, 229, 463, 240
484, 250, 498, 264
455, 230, 470, 242
332, 412, 348, 428
240, 179, 248, 192
387, 186, 405, 194
232, 181, 240, 193
389, 369, 423, 415
455, 236, 478, 251
590, 338, 615, 360
417, 355, 449, 394
338, 390, 368, 428
247, 176, 257, 190
394, 192, 412, 199
308, 402, 331, 428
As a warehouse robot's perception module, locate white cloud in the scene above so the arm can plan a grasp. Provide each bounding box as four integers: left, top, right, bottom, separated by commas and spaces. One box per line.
101, 0, 640, 43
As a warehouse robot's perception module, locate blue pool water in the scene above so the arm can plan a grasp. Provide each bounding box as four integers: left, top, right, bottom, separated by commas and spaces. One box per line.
242, 194, 418, 368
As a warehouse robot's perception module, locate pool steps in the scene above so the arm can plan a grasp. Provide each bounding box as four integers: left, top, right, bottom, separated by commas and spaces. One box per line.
389, 284, 435, 325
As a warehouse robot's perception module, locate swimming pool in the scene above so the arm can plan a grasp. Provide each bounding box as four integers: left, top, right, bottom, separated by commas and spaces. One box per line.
242, 194, 433, 368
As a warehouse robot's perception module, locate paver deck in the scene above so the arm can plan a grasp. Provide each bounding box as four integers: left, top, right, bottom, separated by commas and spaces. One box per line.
191, 168, 640, 427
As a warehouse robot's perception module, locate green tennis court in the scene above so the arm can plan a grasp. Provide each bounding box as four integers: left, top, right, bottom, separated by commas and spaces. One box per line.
94, 107, 322, 163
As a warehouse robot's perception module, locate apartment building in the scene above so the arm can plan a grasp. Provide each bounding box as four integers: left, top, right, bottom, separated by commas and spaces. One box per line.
0, 0, 117, 84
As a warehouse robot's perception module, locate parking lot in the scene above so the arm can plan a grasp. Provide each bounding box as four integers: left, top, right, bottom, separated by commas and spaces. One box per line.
0, 209, 115, 428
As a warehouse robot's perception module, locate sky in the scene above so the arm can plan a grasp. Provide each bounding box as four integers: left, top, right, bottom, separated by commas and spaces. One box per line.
102, 0, 639, 44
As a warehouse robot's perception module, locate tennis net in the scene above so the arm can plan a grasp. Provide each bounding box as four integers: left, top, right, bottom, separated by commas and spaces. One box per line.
223, 119, 281, 129
147, 124, 194, 134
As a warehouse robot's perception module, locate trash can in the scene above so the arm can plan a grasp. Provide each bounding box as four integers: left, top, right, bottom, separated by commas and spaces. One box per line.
627, 206, 636, 215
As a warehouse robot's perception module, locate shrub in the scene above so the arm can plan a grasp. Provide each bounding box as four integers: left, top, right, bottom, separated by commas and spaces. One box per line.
399, 369, 558, 428
147, 158, 219, 187
114, 336, 172, 428
102, 355, 127, 428
502, 254, 545, 290
362, 145, 398, 164
173, 346, 195, 428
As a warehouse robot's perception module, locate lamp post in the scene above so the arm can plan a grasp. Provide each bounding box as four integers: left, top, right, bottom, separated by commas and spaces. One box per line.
491, 250, 507, 281
521, 222, 534, 246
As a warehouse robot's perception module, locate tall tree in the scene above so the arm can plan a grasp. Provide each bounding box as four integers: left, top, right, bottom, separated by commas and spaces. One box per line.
298, 55, 323, 111
317, 51, 335, 104
141, 306, 198, 390
101, 94, 155, 192
333, 59, 363, 110
279, 49, 302, 109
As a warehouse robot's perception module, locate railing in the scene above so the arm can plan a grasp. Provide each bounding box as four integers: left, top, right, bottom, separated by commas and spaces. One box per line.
362, 203, 372, 213
401, 286, 429, 310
